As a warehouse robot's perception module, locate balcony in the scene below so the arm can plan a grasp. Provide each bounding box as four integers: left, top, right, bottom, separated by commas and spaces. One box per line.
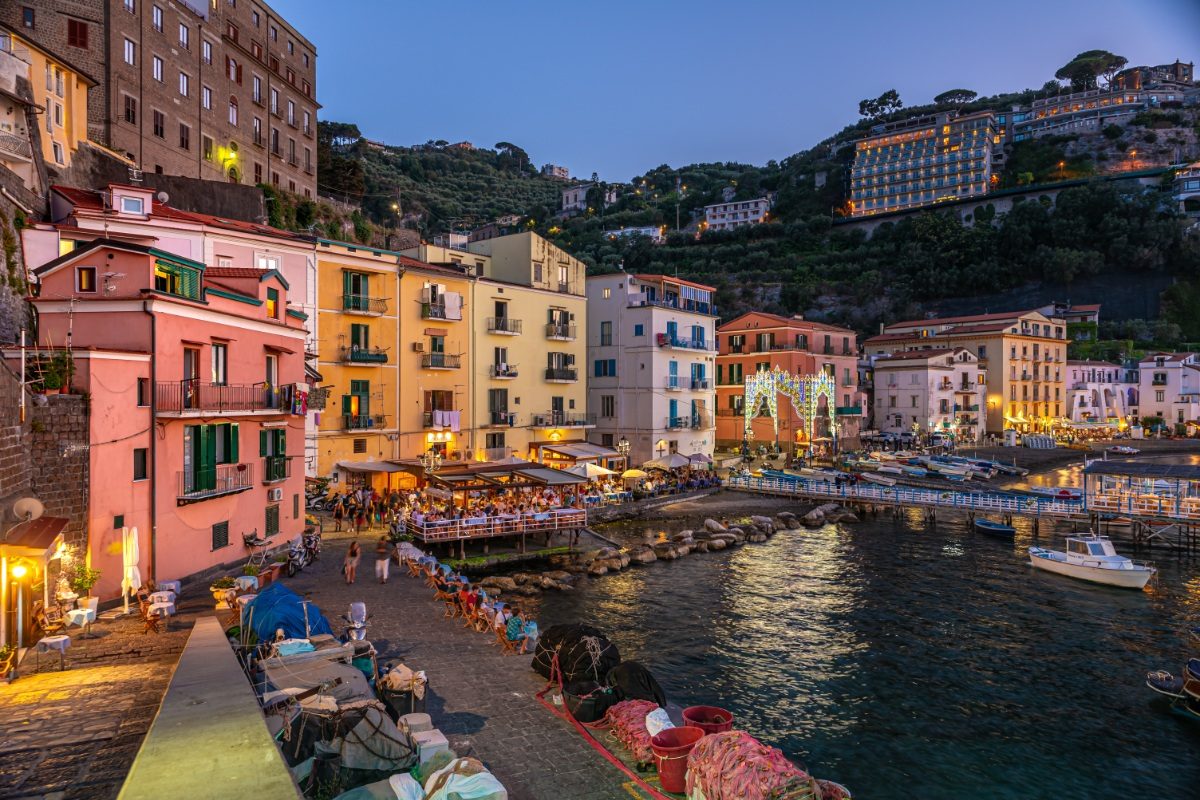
481, 446, 511, 462
422, 411, 457, 428
531, 412, 594, 427
691, 378, 711, 390
342, 294, 387, 315
716, 408, 743, 417
1152, 378, 1168, 386
0, 131, 33, 160
545, 323, 576, 341
421, 353, 461, 369
665, 376, 684, 391
343, 414, 387, 431
262, 455, 292, 484
177, 463, 253, 504
628, 295, 718, 316
656, 333, 712, 351
341, 345, 389, 365
487, 410, 516, 427
156, 379, 292, 415
487, 317, 523, 335
490, 364, 519, 379
545, 367, 578, 382
665, 415, 703, 430
421, 302, 449, 320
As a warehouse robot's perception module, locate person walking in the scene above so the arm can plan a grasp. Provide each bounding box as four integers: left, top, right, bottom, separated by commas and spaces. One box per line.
344, 541, 361, 584
332, 497, 345, 532
374, 536, 392, 584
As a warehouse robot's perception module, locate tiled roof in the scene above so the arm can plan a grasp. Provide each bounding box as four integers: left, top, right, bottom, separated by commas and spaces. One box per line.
887, 310, 1025, 329
631, 273, 716, 292
397, 255, 468, 276
863, 333, 917, 344
718, 311, 856, 336
874, 348, 961, 361
205, 267, 269, 279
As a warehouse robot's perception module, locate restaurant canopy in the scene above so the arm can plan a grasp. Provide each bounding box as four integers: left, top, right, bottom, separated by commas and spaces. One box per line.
1083, 462, 1200, 481
338, 461, 409, 474
427, 464, 587, 492
644, 453, 690, 470
565, 462, 617, 479
542, 443, 621, 462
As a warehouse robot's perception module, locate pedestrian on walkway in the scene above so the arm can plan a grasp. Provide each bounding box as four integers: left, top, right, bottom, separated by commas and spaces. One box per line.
374, 536, 392, 584
333, 498, 345, 532
344, 541, 361, 584
354, 504, 366, 534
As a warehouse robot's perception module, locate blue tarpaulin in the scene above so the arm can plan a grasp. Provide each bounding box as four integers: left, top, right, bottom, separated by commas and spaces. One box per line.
242, 582, 334, 640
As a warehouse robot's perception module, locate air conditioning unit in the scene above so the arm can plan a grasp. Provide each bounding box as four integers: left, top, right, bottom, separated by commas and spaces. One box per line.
267, 488, 283, 502
412, 342, 425, 352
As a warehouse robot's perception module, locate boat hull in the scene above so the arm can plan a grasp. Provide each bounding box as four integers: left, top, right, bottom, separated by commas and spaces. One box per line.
1028, 550, 1153, 589
975, 520, 1015, 538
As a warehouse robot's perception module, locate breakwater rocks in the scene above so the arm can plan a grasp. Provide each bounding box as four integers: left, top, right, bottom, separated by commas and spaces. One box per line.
477, 509, 856, 599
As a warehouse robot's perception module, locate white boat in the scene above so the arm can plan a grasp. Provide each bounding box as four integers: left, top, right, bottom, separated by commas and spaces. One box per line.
1028, 533, 1155, 590
859, 472, 897, 487
877, 465, 904, 476
1109, 445, 1140, 455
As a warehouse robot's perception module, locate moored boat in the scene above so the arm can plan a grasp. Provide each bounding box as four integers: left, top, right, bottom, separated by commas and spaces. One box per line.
975, 518, 1016, 538
859, 472, 897, 487
1109, 445, 1140, 455
1028, 533, 1156, 589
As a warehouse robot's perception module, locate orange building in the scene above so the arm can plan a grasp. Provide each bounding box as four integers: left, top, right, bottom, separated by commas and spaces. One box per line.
715, 312, 863, 452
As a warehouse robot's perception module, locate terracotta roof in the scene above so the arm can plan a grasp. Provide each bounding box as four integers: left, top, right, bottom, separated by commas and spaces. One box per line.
942, 321, 1017, 334
397, 255, 469, 277
887, 310, 1026, 329
718, 311, 855, 335
4, 516, 67, 552
1139, 352, 1196, 363
1066, 303, 1101, 312
863, 333, 917, 345
1067, 359, 1120, 367
631, 273, 716, 292
205, 267, 268, 279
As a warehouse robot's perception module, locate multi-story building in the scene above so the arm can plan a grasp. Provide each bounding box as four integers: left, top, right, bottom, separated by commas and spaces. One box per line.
703, 197, 771, 231
715, 312, 863, 452
1, 0, 318, 194
0, 25, 93, 182
561, 182, 615, 214
1176, 161, 1200, 218
870, 348, 986, 443
864, 309, 1070, 434
1065, 359, 1133, 426
541, 163, 569, 180
1135, 352, 1200, 429
587, 273, 717, 466
26, 237, 308, 588
1115, 60, 1194, 92
603, 225, 665, 244
1012, 88, 1147, 142
850, 111, 997, 217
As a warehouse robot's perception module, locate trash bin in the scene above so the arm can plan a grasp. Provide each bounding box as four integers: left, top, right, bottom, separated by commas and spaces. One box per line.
682, 705, 734, 735
650, 725, 705, 793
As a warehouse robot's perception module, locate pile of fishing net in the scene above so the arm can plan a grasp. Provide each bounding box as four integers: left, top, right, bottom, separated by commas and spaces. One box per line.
602, 699, 659, 763
531, 623, 620, 683
685, 731, 851, 800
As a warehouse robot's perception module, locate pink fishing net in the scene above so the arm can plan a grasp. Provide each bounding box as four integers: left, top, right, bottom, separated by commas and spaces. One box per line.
603, 699, 659, 763
686, 730, 833, 800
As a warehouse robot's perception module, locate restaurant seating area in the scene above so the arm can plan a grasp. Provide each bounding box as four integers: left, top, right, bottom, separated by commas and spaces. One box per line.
1083, 462, 1200, 520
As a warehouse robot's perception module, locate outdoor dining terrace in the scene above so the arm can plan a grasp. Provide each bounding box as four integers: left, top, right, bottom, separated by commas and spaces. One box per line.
407, 508, 587, 543
1083, 461, 1200, 520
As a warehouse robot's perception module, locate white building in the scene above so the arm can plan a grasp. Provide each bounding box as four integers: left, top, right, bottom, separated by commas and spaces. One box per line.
1135, 352, 1200, 429
603, 225, 665, 244
562, 182, 617, 214
586, 273, 718, 465
541, 164, 570, 180
870, 348, 986, 443
703, 197, 772, 232
1066, 360, 1134, 425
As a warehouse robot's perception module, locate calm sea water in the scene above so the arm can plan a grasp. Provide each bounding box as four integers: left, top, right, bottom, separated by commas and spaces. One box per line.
528, 485, 1200, 798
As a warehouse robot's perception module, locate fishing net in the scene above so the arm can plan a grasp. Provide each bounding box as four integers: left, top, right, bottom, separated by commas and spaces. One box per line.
685, 730, 821, 800
604, 661, 667, 707
603, 699, 659, 763
531, 623, 619, 683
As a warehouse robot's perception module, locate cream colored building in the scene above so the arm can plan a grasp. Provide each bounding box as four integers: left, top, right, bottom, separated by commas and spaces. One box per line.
870, 347, 986, 443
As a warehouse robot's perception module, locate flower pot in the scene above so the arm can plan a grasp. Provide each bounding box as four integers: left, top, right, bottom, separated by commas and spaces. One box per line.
210, 586, 234, 607
258, 567, 273, 588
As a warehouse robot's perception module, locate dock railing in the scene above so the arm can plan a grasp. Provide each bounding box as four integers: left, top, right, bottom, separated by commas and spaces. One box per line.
407, 508, 587, 542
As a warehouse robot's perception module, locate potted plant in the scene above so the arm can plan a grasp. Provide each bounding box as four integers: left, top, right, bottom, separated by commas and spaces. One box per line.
0, 644, 15, 683
41, 368, 63, 395
68, 565, 101, 611
210, 575, 236, 605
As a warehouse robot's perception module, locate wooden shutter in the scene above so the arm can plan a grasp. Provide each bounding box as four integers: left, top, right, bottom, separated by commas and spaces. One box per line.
273, 429, 286, 457
260, 429, 268, 456
197, 424, 216, 491
228, 423, 239, 463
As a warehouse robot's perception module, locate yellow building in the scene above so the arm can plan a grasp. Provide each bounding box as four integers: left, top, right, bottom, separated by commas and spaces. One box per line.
314, 239, 401, 485
396, 254, 474, 462
0, 27, 93, 172
865, 309, 1069, 434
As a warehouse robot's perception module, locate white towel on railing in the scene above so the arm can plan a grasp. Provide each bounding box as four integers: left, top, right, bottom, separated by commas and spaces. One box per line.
447, 410, 461, 432
443, 292, 462, 320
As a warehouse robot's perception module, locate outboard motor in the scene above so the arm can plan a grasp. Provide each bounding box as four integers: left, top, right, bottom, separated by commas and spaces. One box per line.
344, 601, 370, 642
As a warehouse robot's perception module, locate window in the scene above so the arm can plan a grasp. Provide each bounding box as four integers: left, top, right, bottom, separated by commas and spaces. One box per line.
1156, 390, 1165, 403
226, 56, 241, 84
226, 21, 238, 42
286, 68, 294, 85
137, 377, 150, 406
123, 37, 136, 66
178, 71, 189, 97
287, 39, 294, 54
269, 88, 278, 114
149, 109, 164, 138
352, 438, 367, 454
179, 123, 190, 150
53, 102, 62, 127
266, 287, 278, 318
485, 432, 505, 449
211, 343, 227, 385
286, 99, 294, 124
124, 0, 135, 11
594, 359, 617, 377
201, 85, 212, 110
211, 521, 229, 550
121, 196, 144, 214
251, 9, 260, 25
152, 5, 163, 31
202, 134, 214, 161
265, 505, 279, 536
179, 23, 189, 49
22, 7, 34, 28
228, 97, 238, 126
349, 323, 368, 349
254, 162, 262, 183
303, 110, 311, 133
601, 395, 615, 417
76, 266, 97, 292
270, 24, 277, 41
303, 53, 310, 68
633, 324, 644, 337
133, 448, 148, 480
252, 75, 262, 102
67, 19, 88, 48
201, 39, 213, 65
600, 321, 612, 346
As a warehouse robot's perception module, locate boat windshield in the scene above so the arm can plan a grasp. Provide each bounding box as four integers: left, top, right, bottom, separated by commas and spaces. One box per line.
1088, 543, 1108, 556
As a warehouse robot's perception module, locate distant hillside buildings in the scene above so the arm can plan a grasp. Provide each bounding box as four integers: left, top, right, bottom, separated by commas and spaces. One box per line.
541, 163, 569, 180
703, 196, 773, 231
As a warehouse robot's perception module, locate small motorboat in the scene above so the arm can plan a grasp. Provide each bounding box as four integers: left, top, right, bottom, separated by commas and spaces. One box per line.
1146, 670, 1187, 698
877, 464, 904, 476
1146, 671, 1200, 724
1028, 533, 1156, 589
1028, 486, 1083, 501
900, 465, 928, 477
859, 472, 897, 487
1109, 445, 1140, 455
975, 518, 1016, 538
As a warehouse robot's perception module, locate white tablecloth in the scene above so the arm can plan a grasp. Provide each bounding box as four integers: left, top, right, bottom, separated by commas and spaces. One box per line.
148, 601, 176, 617
234, 576, 258, 592
149, 591, 176, 604
65, 608, 95, 628
157, 580, 182, 594
37, 635, 71, 654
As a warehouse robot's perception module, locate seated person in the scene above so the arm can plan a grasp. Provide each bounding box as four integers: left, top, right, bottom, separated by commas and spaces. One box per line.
505, 606, 530, 653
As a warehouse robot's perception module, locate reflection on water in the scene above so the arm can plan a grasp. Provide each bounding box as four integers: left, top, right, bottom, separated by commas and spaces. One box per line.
530, 511, 1200, 799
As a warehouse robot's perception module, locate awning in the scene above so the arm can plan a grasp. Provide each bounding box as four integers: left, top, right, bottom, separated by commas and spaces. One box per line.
644, 453, 690, 470
337, 461, 408, 474
305, 363, 324, 383
542, 443, 621, 461
513, 466, 587, 485
2, 516, 68, 557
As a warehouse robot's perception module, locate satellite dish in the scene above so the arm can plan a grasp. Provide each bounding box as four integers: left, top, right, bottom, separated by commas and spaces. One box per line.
156, 191, 169, 204
13, 497, 44, 522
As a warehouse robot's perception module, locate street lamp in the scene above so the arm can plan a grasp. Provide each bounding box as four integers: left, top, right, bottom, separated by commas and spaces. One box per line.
616, 436, 630, 456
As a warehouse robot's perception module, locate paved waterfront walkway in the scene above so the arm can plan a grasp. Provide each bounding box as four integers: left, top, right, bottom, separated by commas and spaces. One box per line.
285, 532, 635, 800
0, 588, 211, 800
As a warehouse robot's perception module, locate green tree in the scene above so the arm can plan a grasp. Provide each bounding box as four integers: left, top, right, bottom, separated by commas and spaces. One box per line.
934, 89, 978, 105
1054, 50, 1127, 91
858, 89, 903, 120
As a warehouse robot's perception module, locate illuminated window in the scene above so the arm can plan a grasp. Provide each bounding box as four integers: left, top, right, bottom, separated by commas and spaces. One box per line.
266, 288, 278, 318
76, 266, 97, 292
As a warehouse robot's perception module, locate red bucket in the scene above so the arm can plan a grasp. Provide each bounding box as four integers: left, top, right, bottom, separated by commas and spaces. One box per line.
650, 725, 705, 793
682, 705, 734, 734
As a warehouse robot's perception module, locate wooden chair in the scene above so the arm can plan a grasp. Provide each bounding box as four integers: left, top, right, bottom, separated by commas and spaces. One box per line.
138, 600, 162, 635
495, 624, 519, 655
32, 601, 66, 637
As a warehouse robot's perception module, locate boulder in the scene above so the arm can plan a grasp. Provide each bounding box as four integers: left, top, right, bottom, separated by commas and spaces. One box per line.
587, 563, 609, 577
726, 527, 746, 543
748, 532, 769, 543
707, 538, 728, 551
599, 557, 626, 572
693, 540, 710, 553
670, 532, 694, 544
801, 509, 826, 527
512, 583, 541, 596
652, 542, 679, 560
512, 572, 536, 586
691, 529, 713, 541
703, 519, 728, 533
545, 570, 573, 582
538, 575, 562, 590
750, 515, 775, 532
629, 545, 657, 565
480, 576, 517, 593
838, 512, 860, 524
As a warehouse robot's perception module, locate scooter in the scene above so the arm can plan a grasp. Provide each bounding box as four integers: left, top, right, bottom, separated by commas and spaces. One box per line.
343, 601, 371, 642
302, 527, 321, 562
285, 534, 311, 577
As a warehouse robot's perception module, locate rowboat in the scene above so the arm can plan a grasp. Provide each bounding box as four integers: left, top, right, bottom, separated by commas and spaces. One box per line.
859, 472, 897, 487
900, 465, 927, 477
877, 465, 904, 476
1109, 445, 1139, 455
974, 518, 1016, 538
1028, 533, 1156, 589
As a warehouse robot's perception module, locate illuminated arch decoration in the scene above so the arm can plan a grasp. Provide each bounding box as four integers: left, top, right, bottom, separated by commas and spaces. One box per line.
743, 368, 839, 446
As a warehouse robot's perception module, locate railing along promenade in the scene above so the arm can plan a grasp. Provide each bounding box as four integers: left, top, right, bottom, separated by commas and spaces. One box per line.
406, 508, 587, 542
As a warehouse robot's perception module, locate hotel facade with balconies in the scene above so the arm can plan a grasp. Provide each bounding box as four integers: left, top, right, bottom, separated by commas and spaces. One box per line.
586, 273, 718, 466
868, 348, 986, 443
715, 312, 863, 452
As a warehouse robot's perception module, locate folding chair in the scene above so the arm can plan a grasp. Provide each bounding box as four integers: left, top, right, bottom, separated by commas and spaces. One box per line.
139, 600, 162, 634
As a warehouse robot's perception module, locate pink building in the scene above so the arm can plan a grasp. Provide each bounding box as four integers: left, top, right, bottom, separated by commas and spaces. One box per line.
27, 238, 309, 595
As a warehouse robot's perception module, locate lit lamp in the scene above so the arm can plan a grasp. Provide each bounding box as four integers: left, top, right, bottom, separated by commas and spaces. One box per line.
419, 448, 442, 477
11, 561, 28, 649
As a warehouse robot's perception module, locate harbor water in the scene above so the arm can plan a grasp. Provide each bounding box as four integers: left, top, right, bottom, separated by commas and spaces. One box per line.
529, 502, 1200, 798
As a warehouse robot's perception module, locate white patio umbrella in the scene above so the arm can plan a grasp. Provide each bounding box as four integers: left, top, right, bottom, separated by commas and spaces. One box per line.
644, 453, 690, 470
120, 526, 141, 615
565, 462, 617, 480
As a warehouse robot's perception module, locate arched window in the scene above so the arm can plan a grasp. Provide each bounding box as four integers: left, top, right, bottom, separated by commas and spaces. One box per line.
228, 96, 238, 126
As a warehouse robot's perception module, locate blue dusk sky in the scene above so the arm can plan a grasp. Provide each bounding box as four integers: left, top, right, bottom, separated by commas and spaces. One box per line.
280, 0, 1199, 181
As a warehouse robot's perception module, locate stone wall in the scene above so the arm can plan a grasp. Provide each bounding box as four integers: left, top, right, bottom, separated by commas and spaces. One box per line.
0, 361, 32, 514
29, 395, 90, 550
0, 163, 39, 345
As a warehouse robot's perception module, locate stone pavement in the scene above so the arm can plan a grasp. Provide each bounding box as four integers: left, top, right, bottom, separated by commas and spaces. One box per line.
0, 586, 212, 800
285, 532, 638, 800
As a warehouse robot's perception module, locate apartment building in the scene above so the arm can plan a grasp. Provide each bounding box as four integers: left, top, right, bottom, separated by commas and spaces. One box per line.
1065, 359, 1133, 426
870, 348, 986, 443
561, 182, 615, 213
0, 25, 94, 181
715, 312, 862, 452
703, 197, 771, 231
1135, 352, 1200, 429
850, 111, 997, 217
1012, 88, 1147, 142
587, 273, 718, 466
27, 237, 307, 590
541, 163, 569, 180
864, 309, 1069, 434
1, 0, 318, 194
604, 225, 665, 244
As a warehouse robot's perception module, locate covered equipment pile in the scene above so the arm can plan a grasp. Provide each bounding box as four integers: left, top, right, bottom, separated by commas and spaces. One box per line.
686, 730, 850, 800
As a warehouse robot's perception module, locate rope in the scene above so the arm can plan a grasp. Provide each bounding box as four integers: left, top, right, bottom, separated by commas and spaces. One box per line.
535, 653, 673, 800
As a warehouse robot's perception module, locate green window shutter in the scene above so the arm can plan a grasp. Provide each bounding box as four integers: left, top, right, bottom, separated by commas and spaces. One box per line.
273, 429, 286, 456
265, 505, 279, 536
196, 424, 216, 491
342, 394, 352, 413
228, 423, 239, 463
343, 270, 353, 297
259, 429, 268, 457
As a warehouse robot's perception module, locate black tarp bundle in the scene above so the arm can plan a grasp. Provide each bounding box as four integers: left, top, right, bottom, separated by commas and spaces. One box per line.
531, 623, 620, 684
604, 661, 667, 708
